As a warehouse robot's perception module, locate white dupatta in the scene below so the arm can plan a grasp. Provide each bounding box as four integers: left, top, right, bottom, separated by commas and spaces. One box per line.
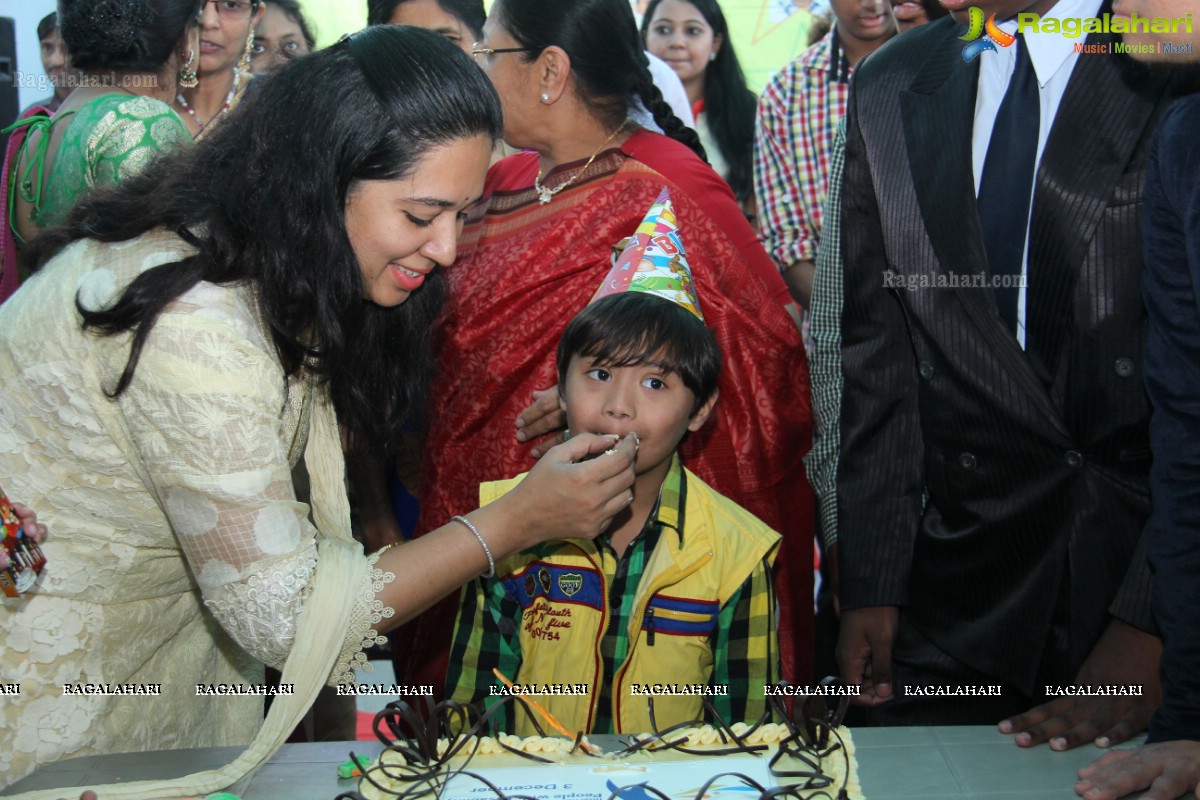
11, 387, 368, 800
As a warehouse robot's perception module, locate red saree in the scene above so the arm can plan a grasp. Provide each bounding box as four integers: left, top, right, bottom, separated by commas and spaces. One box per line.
401, 130, 815, 695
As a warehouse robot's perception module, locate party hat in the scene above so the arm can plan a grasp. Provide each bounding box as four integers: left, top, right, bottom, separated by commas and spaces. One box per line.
592, 187, 703, 321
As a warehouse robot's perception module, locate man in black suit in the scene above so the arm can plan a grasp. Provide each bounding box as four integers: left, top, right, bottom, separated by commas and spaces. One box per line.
835, 0, 1196, 748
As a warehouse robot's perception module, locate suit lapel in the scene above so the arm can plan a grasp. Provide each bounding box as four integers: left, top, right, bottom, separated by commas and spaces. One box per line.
900, 27, 1066, 434
1026, 20, 1168, 386
900, 35, 981, 293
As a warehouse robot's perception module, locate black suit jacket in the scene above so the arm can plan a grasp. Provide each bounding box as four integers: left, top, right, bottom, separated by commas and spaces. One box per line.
1141, 95, 1200, 742
837, 12, 1194, 694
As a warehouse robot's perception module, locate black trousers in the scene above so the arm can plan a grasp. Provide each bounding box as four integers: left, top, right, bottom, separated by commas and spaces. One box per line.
865, 608, 1073, 727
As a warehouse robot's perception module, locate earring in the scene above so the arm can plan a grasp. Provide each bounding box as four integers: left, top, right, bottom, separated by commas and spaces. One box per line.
178, 48, 199, 89
541, 92, 550, 103
709, 52, 717, 61
239, 28, 254, 74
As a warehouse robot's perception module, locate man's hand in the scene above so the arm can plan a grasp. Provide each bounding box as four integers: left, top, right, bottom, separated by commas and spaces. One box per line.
1075, 740, 1200, 800
836, 605, 899, 706
999, 619, 1162, 750
515, 387, 567, 459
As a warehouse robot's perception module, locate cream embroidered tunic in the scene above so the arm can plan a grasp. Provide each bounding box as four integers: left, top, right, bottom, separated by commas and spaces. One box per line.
0, 230, 390, 787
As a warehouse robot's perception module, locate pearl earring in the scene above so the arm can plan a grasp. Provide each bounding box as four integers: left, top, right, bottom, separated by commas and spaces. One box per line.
541, 92, 550, 102
709, 52, 717, 61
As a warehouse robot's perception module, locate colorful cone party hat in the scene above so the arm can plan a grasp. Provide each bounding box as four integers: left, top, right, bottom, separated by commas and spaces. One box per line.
592, 187, 704, 321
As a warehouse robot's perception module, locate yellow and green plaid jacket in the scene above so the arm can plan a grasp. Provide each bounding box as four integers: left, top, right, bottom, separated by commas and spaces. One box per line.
447, 455, 780, 735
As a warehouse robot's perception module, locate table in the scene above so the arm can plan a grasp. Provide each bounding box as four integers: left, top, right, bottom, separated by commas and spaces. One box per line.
2, 727, 1147, 799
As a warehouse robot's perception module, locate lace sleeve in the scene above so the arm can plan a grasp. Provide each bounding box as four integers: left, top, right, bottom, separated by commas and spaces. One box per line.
329, 551, 397, 686
110, 284, 329, 668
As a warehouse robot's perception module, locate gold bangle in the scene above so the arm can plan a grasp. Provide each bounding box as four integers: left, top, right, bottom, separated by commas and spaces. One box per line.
372, 541, 404, 557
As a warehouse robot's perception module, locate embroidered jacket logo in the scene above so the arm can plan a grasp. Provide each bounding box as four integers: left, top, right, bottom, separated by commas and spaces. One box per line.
558, 573, 583, 597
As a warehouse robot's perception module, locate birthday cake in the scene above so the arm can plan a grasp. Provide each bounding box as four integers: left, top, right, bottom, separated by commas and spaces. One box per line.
352, 720, 861, 800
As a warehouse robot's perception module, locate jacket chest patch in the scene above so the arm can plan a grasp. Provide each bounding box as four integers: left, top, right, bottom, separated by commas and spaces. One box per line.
503, 561, 603, 612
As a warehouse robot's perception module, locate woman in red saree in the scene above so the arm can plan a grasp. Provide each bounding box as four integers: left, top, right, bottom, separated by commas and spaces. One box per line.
400, 0, 815, 698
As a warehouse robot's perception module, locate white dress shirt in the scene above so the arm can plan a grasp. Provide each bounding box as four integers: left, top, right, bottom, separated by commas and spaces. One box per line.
971, 0, 1102, 348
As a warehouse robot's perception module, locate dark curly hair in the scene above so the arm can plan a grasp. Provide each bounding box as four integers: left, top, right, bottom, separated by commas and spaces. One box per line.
59, 0, 203, 72
24, 26, 503, 453
641, 0, 756, 205
492, 0, 706, 161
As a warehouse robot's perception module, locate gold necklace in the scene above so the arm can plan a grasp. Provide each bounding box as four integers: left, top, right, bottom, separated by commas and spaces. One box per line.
534, 120, 630, 205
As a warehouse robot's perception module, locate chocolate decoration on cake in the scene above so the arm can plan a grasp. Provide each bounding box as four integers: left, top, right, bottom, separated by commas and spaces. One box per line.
333, 679, 857, 800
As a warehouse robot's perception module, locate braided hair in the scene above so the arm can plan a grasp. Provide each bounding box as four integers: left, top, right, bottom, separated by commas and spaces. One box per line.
493, 0, 705, 161
631, 53, 707, 161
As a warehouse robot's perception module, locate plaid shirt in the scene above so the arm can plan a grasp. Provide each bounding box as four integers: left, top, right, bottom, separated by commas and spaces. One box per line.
447, 455, 777, 733
753, 29, 852, 272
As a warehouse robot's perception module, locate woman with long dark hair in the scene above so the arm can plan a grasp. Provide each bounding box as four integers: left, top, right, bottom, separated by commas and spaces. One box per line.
0, 25, 634, 791
641, 0, 758, 217
408, 0, 813, 709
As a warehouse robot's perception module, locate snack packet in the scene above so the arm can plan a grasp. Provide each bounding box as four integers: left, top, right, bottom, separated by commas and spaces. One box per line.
0, 487, 47, 597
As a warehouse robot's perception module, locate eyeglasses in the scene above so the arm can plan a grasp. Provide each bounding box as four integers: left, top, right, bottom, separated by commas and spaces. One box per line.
203, 0, 258, 20
470, 43, 538, 63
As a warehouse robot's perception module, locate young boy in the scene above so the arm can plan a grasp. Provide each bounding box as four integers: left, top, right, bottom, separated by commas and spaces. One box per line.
446, 192, 781, 735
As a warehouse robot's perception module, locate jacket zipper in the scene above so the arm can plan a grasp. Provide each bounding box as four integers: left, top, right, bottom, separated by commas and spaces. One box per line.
612, 551, 713, 731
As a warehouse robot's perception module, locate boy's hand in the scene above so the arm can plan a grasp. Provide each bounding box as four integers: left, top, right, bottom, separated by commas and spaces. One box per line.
515, 386, 567, 458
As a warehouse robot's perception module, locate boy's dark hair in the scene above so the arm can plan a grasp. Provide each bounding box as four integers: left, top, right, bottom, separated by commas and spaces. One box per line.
556, 292, 720, 415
